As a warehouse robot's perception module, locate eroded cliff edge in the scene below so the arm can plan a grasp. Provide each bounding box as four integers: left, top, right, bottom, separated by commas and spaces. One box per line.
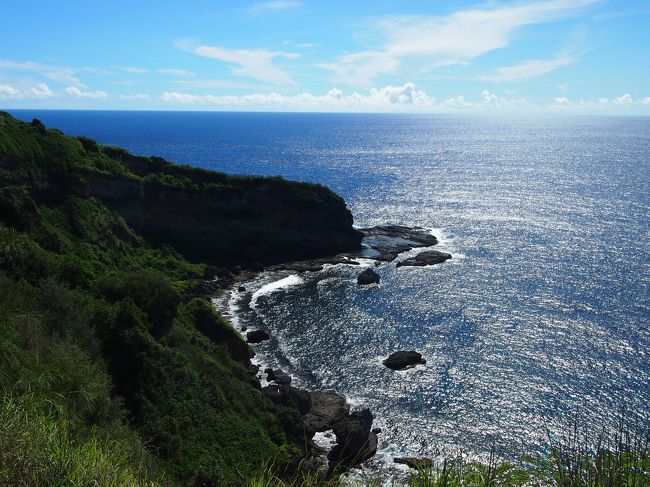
0, 112, 362, 265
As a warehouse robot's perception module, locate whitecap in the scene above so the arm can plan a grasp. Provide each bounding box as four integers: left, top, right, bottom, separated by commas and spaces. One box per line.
249, 274, 304, 309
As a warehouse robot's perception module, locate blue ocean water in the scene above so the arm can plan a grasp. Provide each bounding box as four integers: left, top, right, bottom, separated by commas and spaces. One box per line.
9, 110, 650, 466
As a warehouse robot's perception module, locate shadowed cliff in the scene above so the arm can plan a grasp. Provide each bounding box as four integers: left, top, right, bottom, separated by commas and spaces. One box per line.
0, 112, 362, 265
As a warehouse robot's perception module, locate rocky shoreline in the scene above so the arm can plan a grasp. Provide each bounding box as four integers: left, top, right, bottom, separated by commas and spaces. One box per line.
209, 224, 451, 476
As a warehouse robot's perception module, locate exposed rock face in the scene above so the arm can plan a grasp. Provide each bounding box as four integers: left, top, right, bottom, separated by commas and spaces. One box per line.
303, 391, 350, 433
397, 250, 452, 267
191, 301, 250, 364
265, 367, 292, 385
383, 351, 426, 370
328, 409, 377, 474
78, 155, 362, 266
246, 329, 270, 343
359, 225, 439, 262
394, 457, 434, 469
357, 268, 380, 285
263, 385, 378, 473
262, 384, 312, 415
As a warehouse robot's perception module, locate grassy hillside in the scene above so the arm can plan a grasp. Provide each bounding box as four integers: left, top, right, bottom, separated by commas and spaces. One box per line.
0, 113, 314, 485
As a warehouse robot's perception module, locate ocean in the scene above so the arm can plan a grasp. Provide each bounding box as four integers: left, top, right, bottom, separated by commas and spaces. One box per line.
9, 110, 650, 470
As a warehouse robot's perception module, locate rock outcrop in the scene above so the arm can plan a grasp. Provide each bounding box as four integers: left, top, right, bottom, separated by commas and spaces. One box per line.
396, 250, 452, 267
359, 225, 439, 262
265, 367, 292, 385
357, 268, 380, 285
303, 391, 350, 433
246, 329, 270, 343
383, 351, 426, 370
328, 409, 378, 474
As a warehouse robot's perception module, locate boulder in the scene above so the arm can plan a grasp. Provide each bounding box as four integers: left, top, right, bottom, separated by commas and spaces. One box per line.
328, 409, 377, 472
238, 285, 246, 292
303, 391, 350, 433
394, 457, 434, 469
265, 367, 292, 385
246, 329, 270, 343
357, 268, 380, 286
262, 384, 312, 416
382, 351, 426, 370
396, 250, 452, 267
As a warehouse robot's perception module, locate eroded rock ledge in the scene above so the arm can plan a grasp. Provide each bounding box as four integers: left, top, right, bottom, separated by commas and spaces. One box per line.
263, 385, 378, 476
268, 224, 447, 272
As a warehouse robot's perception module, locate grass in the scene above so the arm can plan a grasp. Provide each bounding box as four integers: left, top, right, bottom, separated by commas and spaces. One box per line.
0, 394, 161, 487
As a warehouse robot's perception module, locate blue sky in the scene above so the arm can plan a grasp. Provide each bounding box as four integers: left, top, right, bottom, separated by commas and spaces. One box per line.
1, 0, 649, 113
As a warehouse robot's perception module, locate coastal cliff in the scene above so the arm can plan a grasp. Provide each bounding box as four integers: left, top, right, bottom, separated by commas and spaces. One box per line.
0, 112, 361, 485
0, 112, 362, 265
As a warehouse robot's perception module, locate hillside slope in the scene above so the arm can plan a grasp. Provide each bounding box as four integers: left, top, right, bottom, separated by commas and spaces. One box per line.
0, 112, 361, 485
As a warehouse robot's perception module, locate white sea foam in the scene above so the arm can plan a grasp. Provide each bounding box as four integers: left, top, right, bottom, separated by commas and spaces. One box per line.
249, 274, 304, 309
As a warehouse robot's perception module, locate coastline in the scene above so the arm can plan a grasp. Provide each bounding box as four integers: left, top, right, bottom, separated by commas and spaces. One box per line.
210, 225, 455, 477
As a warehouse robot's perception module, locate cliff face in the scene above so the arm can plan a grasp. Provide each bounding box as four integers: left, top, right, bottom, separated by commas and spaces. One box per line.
0, 112, 336, 484
81, 169, 361, 265
0, 112, 362, 265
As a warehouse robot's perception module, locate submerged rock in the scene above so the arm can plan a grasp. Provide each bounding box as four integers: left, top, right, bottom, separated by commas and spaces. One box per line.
396, 250, 452, 267
246, 329, 270, 343
357, 268, 380, 286
383, 351, 426, 370
394, 457, 434, 469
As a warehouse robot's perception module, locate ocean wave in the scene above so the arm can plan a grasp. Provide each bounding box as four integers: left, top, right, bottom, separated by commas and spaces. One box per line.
249, 274, 304, 309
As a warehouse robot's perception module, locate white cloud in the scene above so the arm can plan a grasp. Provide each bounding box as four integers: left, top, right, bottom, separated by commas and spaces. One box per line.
0, 84, 23, 99
156, 86, 650, 113
157, 68, 195, 76
0, 59, 87, 87
65, 86, 108, 98
0, 82, 55, 100
31, 83, 53, 98
178, 41, 299, 85
320, 0, 597, 86
612, 93, 633, 105
443, 95, 469, 107
118, 93, 150, 100
550, 94, 650, 111
44, 70, 85, 87
247, 1, 302, 12
172, 79, 266, 90
162, 83, 437, 110
113, 66, 150, 74
482, 56, 575, 82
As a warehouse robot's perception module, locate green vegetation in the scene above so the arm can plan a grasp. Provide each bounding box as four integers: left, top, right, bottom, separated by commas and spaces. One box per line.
0, 113, 306, 485
1, 112, 646, 486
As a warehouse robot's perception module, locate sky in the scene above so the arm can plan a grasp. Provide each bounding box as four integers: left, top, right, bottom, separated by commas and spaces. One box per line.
1, 0, 649, 113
